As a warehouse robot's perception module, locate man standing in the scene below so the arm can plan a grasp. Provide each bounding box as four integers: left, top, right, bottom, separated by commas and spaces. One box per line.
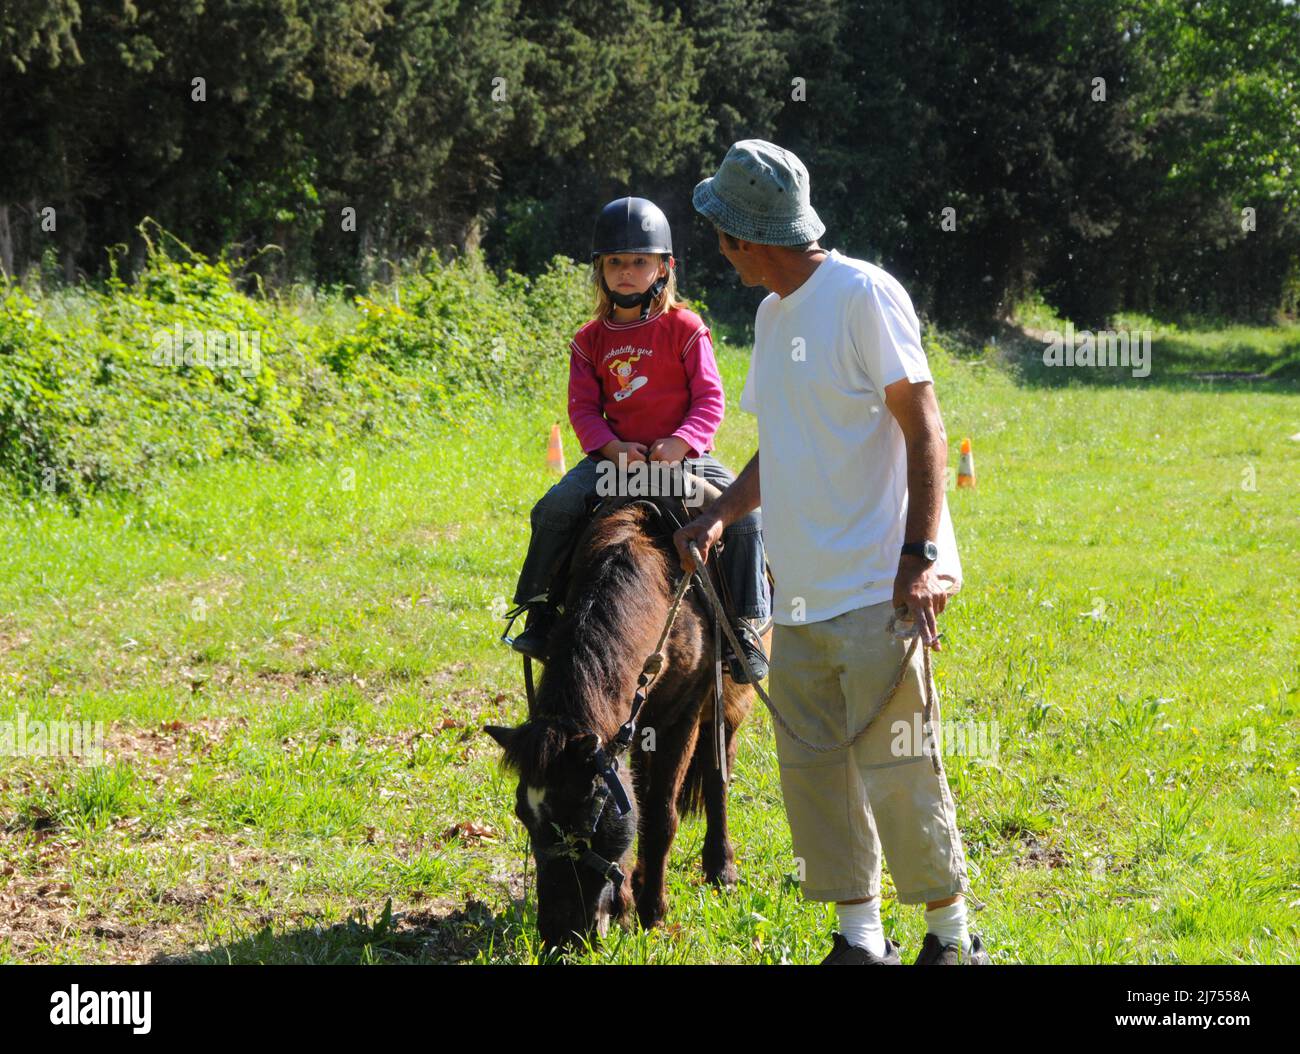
675, 140, 990, 965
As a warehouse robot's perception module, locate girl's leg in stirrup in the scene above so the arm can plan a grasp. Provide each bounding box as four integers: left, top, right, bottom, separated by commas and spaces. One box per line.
509, 454, 602, 657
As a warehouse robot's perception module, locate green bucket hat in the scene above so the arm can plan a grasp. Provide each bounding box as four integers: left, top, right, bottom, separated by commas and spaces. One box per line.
692, 139, 825, 246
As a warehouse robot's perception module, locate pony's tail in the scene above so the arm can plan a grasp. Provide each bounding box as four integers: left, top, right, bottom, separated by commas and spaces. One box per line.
677, 745, 707, 816
676, 699, 728, 816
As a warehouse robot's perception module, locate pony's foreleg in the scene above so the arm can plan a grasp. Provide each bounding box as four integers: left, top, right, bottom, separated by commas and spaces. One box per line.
632, 719, 699, 930
612, 864, 636, 931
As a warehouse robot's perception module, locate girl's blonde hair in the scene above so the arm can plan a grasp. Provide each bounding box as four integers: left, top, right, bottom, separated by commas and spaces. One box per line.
590, 253, 681, 322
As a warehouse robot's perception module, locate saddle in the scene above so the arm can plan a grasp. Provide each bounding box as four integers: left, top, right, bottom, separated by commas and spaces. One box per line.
573, 468, 733, 613
506, 473, 764, 743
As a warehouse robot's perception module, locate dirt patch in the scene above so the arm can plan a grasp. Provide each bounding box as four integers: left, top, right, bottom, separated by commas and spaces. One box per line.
0, 659, 522, 963
431, 661, 471, 686
103, 716, 246, 767
0, 813, 288, 964
252, 667, 376, 688
0, 615, 32, 657
1016, 833, 1068, 869
0, 823, 158, 963
0, 812, 527, 963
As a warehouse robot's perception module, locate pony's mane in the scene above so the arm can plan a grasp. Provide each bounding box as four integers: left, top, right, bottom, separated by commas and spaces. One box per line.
515, 503, 674, 777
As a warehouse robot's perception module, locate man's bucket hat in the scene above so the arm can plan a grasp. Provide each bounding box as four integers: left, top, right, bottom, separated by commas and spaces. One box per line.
693, 139, 825, 246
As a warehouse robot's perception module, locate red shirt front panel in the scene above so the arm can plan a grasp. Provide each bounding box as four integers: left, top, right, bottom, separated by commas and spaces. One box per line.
566, 307, 723, 456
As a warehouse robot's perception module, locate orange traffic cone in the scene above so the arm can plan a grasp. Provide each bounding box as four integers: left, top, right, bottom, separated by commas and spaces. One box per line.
546, 422, 565, 475
957, 437, 975, 488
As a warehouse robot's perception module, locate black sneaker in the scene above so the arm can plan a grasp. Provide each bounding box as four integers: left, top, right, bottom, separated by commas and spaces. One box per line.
509, 604, 556, 662
912, 933, 991, 965
819, 932, 902, 965
725, 617, 770, 684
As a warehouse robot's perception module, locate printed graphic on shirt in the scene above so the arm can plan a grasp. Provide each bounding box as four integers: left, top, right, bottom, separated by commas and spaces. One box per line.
605, 345, 654, 402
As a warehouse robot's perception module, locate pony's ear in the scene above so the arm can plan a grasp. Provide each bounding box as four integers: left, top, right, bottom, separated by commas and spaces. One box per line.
483, 724, 517, 750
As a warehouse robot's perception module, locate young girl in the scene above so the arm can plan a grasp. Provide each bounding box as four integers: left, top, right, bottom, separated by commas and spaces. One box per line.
505, 196, 771, 683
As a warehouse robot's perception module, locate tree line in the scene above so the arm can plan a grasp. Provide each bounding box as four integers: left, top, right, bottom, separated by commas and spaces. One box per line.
2, 0, 1297, 326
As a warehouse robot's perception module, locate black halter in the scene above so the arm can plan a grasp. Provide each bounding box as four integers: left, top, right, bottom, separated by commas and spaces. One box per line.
538, 733, 638, 886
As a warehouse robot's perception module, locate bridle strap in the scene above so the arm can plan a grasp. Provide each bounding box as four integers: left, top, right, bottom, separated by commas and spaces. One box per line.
578, 849, 625, 886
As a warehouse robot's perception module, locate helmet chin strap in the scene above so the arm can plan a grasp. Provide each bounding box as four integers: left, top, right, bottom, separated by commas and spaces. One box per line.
604, 273, 668, 321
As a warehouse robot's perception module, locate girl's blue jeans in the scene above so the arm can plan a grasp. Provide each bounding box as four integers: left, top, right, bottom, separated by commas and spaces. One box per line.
513, 451, 771, 620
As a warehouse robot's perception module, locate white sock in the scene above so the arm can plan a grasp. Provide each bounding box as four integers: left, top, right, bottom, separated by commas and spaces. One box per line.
925, 900, 971, 953
836, 899, 886, 957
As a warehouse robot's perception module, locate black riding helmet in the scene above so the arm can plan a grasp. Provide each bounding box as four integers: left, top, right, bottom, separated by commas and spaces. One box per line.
591, 197, 673, 320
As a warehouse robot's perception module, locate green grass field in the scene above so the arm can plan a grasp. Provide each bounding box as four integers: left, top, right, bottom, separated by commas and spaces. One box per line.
1, 324, 1297, 964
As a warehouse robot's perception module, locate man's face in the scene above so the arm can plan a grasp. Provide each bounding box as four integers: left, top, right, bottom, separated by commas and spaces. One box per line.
715, 228, 761, 286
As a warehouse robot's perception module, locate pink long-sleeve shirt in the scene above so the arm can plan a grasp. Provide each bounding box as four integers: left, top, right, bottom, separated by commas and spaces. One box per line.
566, 306, 724, 457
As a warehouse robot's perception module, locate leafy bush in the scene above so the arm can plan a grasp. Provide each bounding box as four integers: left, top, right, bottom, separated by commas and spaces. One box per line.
0, 233, 590, 507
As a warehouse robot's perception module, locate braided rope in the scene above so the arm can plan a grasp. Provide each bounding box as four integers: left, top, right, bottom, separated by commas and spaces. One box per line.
685, 542, 938, 760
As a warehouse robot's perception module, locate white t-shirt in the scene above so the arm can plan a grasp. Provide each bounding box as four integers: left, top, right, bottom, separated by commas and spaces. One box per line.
740, 249, 962, 625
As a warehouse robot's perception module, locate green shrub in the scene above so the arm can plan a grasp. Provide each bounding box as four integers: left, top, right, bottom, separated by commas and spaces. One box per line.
0, 233, 590, 508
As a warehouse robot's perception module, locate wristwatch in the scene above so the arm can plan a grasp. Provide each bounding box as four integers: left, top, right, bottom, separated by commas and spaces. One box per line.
900, 540, 939, 563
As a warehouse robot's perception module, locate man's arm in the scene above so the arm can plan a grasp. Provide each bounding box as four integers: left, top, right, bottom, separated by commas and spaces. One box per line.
672, 450, 760, 572
883, 377, 948, 648
711, 449, 761, 524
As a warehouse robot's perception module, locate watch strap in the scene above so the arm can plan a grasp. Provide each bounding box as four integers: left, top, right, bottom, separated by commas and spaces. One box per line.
901, 540, 938, 562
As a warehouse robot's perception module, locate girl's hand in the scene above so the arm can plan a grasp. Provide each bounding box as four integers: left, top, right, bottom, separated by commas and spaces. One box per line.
599, 439, 649, 462
648, 436, 690, 463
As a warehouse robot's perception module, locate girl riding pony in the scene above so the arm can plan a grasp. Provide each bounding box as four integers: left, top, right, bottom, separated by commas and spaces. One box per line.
505, 196, 771, 682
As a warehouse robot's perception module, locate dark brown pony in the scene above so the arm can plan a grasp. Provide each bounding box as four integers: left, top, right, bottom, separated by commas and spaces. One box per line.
485, 491, 767, 949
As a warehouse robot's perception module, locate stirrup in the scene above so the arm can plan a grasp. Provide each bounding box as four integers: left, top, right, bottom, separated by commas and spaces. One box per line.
725, 617, 770, 684
500, 601, 531, 645
728, 615, 771, 651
